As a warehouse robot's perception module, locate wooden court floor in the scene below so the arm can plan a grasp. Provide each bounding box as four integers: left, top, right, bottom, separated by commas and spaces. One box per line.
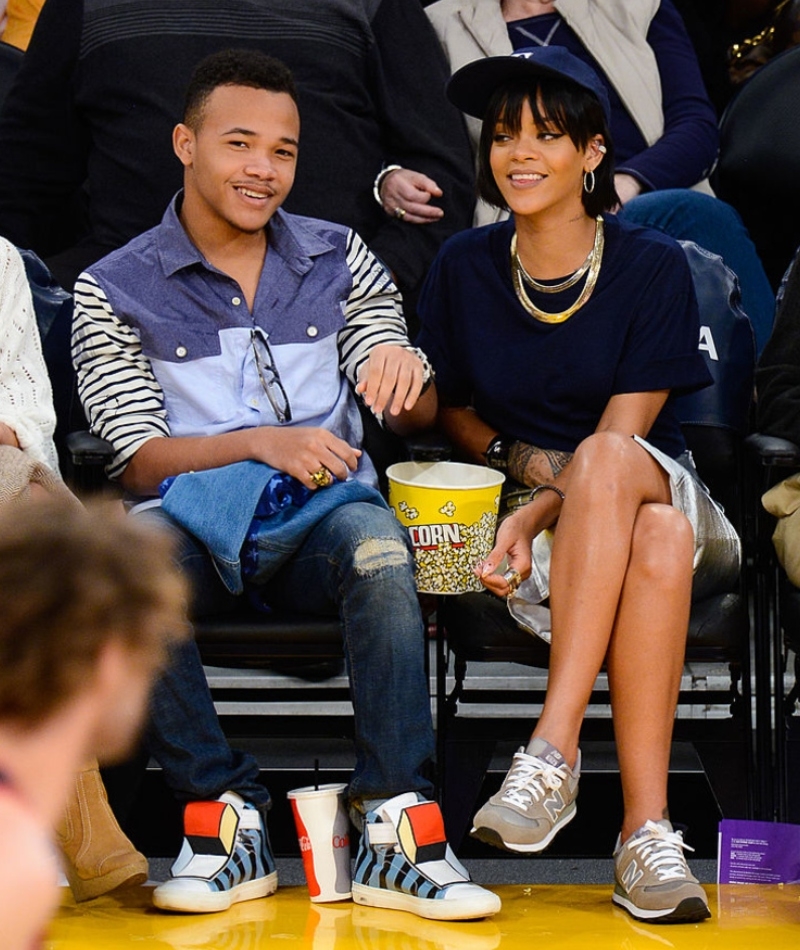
46, 882, 800, 949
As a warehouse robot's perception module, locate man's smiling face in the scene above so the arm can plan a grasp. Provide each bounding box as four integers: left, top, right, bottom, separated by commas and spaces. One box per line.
174, 83, 300, 238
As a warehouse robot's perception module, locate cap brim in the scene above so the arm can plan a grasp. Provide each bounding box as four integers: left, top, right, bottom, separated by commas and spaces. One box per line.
446, 52, 611, 125
446, 55, 579, 120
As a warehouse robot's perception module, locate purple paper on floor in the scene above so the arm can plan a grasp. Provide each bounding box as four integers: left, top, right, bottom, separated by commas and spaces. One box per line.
718, 818, 800, 884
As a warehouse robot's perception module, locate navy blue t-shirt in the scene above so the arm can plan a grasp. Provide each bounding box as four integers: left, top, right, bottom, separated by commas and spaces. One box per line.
416, 214, 711, 459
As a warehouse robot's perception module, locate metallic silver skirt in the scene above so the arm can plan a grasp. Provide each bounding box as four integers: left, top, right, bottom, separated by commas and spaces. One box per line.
508, 435, 742, 643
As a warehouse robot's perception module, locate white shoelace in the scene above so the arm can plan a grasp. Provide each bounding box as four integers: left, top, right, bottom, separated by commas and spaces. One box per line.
500, 750, 569, 809
626, 821, 695, 882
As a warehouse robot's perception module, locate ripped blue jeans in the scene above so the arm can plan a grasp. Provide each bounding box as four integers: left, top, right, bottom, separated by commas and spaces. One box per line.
140, 502, 434, 812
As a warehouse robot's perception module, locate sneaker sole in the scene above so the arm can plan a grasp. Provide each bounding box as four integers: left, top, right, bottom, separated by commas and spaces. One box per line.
153, 870, 278, 914
470, 801, 576, 853
352, 882, 501, 920
612, 892, 711, 924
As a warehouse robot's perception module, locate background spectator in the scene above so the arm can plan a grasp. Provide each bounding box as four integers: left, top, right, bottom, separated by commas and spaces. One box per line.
0, 0, 44, 50
0, 236, 61, 485
0, 234, 150, 901
756, 247, 800, 442
0, 0, 474, 333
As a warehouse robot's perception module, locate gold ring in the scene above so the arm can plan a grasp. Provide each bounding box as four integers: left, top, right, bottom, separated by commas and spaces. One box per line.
502, 568, 522, 594
310, 467, 334, 489
394, 207, 406, 219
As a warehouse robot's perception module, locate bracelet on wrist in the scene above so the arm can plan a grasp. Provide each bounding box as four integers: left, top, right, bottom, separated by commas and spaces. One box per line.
528, 483, 566, 504
372, 164, 403, 207
405, 346, 435, 394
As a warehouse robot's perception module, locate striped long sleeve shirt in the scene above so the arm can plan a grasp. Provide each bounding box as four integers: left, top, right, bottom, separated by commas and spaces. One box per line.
72, 199, 423, 486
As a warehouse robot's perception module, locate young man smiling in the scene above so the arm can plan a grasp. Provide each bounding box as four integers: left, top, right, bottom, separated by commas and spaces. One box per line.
71, 49, 500, 921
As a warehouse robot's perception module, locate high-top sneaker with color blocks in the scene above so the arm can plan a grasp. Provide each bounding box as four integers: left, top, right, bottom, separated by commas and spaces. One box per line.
352, 793, 501, 920
153, 791, 277, 913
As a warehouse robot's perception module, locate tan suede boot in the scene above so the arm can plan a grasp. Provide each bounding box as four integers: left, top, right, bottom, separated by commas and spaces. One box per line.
56, 762, 149, 902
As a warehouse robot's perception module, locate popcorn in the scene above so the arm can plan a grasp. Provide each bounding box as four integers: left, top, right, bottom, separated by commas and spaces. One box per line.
407, 510, 497, 594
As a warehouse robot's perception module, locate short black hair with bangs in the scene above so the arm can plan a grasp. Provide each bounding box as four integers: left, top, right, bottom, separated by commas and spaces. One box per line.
476, 76, 618, 217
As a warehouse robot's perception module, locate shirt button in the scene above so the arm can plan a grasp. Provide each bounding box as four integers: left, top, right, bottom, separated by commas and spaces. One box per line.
232, 296, 242, 306
175, 345, 187, 358
307, 325, 318, 338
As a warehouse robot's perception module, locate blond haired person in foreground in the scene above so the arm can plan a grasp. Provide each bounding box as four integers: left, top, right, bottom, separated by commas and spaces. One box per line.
0, 502, 188, 950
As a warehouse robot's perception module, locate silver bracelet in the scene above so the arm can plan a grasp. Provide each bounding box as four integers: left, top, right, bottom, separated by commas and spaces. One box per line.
529, 484, 566, 504
405, 346, 435, 391
372, 164, 403, 207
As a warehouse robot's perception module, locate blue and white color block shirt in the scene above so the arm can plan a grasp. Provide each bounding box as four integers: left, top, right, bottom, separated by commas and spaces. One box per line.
72, 195, 419, 490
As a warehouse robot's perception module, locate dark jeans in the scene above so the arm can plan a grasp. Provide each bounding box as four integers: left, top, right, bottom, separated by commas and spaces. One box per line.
141, 502, 435, 812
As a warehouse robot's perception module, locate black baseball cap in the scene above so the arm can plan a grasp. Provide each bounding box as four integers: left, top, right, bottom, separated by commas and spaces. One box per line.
446, 46, 611, 126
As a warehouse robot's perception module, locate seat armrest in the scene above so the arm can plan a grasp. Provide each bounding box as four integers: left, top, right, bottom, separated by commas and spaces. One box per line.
745, 433, 800, 467
65, 430, 114, 465
403, 430, 453, 462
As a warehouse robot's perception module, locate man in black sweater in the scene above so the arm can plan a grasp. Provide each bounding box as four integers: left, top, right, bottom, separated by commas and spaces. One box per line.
0, 0, 474, 321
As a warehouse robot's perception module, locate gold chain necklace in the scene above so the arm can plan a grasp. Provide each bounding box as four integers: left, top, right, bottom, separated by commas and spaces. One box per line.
511, 215, 604, 324
516, 245, 592, 294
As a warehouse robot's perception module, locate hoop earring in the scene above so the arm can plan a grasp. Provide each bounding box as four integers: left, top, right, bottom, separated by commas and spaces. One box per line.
583, 170, 596, 194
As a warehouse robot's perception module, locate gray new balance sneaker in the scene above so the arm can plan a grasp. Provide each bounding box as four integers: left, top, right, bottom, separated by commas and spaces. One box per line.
612, 819, 711, 924
470, 738, 580, 853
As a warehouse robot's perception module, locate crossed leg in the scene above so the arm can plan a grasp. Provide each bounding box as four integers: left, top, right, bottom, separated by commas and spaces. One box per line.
531, 431, 694, 840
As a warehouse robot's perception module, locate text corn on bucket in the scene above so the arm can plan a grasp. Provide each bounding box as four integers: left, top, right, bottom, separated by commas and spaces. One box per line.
387, 461, 505, 594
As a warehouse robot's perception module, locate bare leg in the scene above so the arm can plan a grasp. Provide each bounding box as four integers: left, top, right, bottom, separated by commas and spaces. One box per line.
532, 433, 679, 766
473, 433, 698, 889
605, 503, 693, 841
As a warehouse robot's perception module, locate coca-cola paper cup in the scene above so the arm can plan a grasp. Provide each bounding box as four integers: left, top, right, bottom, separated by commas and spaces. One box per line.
287, 783, 351, 902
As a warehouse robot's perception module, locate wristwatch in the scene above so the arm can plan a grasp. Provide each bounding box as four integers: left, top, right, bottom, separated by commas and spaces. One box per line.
484, 435, 513, 471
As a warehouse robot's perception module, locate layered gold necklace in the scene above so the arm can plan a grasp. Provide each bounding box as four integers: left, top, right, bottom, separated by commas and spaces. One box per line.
511, 215, 605, 324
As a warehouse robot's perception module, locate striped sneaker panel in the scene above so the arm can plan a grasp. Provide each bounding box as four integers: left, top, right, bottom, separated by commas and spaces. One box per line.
355, 839, 444, 901
208, 828, 268, 892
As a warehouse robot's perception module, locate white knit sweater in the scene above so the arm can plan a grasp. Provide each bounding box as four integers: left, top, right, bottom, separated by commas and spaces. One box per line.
0, 237, 60, 473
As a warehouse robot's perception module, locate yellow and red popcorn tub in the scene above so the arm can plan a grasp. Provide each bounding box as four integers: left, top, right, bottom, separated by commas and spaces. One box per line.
387, 461, 505, 594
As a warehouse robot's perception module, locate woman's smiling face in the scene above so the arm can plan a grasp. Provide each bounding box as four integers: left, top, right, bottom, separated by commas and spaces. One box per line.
490, 96, 594, 220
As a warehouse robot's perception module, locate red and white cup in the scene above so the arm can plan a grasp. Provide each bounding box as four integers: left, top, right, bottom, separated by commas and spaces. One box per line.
287, 783, 352, 902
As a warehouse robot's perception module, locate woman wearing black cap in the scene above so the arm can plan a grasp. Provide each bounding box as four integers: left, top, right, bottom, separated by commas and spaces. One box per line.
416, 46, 740, 925
387, 0, 776, 358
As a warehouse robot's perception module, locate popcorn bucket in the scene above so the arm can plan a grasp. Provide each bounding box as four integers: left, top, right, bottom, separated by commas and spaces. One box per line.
387, 461, 505, 594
